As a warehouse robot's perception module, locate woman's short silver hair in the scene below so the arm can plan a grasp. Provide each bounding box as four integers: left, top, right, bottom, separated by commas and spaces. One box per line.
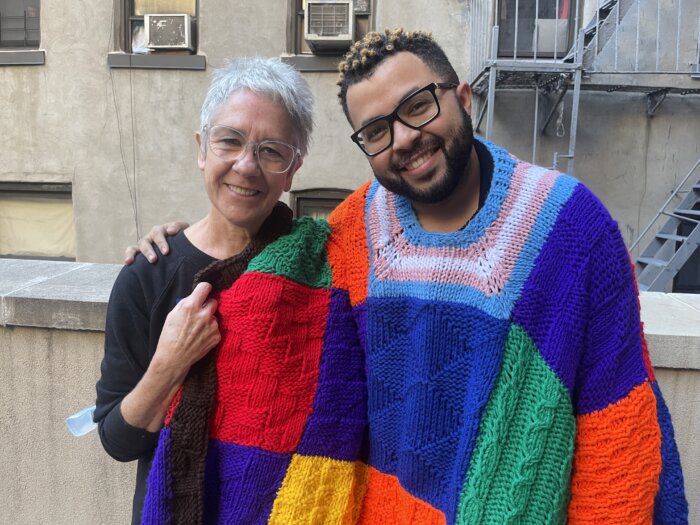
199, 57, 314, 157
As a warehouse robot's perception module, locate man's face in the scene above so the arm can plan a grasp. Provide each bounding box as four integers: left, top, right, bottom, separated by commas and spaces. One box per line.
346, 52, 474, 204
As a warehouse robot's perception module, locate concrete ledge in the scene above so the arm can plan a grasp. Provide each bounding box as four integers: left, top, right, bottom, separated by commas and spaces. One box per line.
0, 49, 45, 66
1, 259, 700, 368
640, 292, 700, 369
0, 259, 121, 331
107, 52, 206, 70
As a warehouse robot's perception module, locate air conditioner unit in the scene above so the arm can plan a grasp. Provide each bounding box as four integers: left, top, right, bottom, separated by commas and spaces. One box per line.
304, 1, 354, 53
144, 13, 193, 51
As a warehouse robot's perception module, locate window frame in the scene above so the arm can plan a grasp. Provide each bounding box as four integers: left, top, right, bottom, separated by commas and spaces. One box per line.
107, 0, 205, 70
290, 188, 353, 219
282, 0, 373, 72
0, 0, 44, 66
0, 181, 75, 261
496, 0, 576, 60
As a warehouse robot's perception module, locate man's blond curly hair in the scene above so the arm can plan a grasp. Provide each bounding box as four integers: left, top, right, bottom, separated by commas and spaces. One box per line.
336, 28, 459, 121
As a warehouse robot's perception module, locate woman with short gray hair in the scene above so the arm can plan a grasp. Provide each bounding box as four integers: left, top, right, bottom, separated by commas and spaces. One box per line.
95, 57, 367, 524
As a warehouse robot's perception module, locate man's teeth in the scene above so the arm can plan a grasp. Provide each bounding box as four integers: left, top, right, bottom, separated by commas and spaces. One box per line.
406, 151, 432, 170
227, 184, 257, 196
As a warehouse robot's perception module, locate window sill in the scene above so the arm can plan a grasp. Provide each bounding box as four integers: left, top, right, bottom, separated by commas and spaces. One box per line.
0, 49, 45, 66
280, 54, 341, 72
107, 52, 206, 70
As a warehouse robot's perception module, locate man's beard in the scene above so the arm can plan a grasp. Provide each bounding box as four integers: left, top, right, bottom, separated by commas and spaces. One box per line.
373, 108, 474, 204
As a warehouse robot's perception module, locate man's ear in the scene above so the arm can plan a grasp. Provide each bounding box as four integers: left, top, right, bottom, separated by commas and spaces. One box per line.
284, 157, 303, 193
456, 81, 473, 116
195, 131, 205, 171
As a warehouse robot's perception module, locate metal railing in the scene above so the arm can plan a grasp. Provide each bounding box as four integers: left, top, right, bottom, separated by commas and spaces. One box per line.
630, 156, 700, 252
470, 0, 700, 80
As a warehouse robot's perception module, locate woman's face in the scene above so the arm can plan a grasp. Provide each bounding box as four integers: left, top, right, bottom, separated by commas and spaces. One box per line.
196, 89, 302, 236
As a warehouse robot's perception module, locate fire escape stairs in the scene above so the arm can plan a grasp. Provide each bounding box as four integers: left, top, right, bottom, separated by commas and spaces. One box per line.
634, 158, 700, 292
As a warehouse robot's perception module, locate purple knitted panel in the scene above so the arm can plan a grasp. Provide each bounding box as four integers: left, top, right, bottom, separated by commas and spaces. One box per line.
203, 439, 291, 525
353, 301, 368, 355
297, 288, 367, 461
141, 427, 173, 525
512, 184, 648, 414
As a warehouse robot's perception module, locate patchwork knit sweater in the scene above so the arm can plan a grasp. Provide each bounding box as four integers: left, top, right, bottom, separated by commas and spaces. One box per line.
141, 204, 368, 524
142, 138, 687, 524
326, 138, 687, 524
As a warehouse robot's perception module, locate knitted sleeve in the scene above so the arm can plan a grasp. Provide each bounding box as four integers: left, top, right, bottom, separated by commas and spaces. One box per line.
567, 212, 688, 524
327, 182, 371, 308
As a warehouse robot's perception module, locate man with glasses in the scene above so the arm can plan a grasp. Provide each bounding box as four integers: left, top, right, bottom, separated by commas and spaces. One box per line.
129, 29, 687, 523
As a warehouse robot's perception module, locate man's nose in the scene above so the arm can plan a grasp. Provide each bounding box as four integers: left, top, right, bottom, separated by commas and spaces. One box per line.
391, 120, 421, 151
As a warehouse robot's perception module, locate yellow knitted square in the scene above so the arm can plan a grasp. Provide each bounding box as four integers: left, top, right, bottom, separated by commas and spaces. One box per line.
267, 454, 368, 524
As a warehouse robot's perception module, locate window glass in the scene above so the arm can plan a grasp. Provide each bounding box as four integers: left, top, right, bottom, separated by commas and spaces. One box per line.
291, 189, 352, 219
0, 194, 75, 259
0, 0, 40, 48
498, 0, 571, 58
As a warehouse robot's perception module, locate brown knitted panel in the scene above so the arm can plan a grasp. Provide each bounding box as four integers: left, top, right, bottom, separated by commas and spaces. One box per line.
168, 203, 293, 524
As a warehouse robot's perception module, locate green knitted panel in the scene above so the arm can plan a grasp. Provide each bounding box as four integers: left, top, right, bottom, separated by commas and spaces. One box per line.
456, 324, 575, 525
246, 216, 332, 289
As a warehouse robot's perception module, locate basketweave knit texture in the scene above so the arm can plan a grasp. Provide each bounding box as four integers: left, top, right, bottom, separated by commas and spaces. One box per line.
142, 209, 368, 524
326, 137, 687, 524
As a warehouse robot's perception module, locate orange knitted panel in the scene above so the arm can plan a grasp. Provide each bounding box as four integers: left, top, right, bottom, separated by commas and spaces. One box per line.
328, 183, 371, 307
356, 467, 446, 525
568, 381, 661, 524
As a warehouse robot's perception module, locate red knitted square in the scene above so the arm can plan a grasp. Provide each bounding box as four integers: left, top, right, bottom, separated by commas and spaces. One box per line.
209, 272, 330, 454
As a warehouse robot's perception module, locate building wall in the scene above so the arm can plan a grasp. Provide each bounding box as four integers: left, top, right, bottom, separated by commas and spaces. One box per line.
2, 0, 697, 263
0, 0, 470, 263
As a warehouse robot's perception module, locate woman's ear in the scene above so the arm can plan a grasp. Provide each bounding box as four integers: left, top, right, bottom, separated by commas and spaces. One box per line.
195, 131, 205, 171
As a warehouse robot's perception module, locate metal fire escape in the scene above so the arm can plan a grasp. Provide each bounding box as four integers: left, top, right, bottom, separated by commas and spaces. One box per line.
632, 158, 700, 291
469, 0, 700, 289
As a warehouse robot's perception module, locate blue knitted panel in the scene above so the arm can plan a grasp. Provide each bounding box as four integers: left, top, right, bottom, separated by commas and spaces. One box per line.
297, 288, 368, 461
364, 296, 509, 523
202, 439, 291, 524
512, 183, 648, 414
141, 426, 173, 524
651, 381, 689, 524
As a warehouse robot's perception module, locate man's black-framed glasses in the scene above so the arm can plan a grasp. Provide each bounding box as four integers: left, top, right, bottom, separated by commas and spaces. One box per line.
205, 125, 300, 174
351, 82, 458, 156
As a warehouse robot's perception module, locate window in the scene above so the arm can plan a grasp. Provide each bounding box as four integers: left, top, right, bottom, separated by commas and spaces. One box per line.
108, 0, 204, 69
126, 0, 196, 54
0, 183, 75, 260
497, 0, 573, 58
0, 0, 40, 49
284, 0, 372, 71
291, 188, 352, 220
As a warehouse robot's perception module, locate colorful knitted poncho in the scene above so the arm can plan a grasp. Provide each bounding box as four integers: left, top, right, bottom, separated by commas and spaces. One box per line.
327, 139, 687, 524
142, 138, 687, 524
141, 204, 368, 524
